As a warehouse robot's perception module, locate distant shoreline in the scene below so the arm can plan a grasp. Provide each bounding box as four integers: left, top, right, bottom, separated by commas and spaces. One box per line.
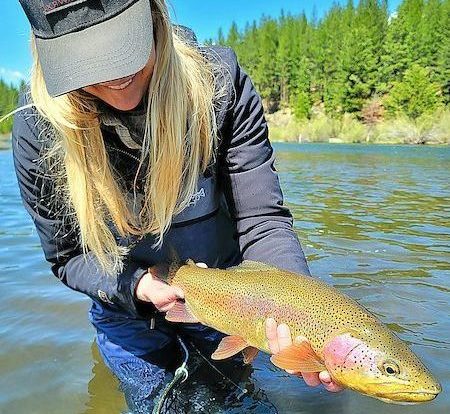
2, 120, 449, 151
266, 110, 450, 146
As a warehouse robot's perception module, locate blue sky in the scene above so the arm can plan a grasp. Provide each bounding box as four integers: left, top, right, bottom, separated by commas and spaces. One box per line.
1, 0, 401, 85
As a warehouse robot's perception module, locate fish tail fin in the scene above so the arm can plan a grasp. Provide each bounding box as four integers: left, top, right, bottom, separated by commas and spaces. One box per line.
147, 245, 183, 284
166, 244, 183, 284
147, 261, 181, 285
167, 261, 183, 284
167, 244, 181, 265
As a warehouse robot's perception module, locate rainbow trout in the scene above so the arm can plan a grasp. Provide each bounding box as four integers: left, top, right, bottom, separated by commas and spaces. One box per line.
159, 260, 441, 404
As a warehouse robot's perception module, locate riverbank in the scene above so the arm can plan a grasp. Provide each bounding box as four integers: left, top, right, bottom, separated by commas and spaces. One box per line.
2, 111, 449, 148
266, 109, 450, 145
0, 134, 11, 150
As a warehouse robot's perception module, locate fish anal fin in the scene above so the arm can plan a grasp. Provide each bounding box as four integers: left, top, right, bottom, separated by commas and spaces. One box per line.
165, 301, 199, 323
242, 346, 259, 364
211, 336, 248, 360
270, 338, 325, 372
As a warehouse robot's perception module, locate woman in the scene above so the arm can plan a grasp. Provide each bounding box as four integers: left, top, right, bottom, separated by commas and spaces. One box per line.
14, 0, 343, 410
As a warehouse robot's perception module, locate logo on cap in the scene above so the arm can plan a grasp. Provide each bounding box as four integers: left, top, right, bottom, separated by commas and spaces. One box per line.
42, 0, 88, 15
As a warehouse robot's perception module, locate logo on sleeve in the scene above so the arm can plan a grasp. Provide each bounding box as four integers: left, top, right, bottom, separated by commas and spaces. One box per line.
42, 0, 88, 15
188, 188, 206, 207
97, 290, 114, 305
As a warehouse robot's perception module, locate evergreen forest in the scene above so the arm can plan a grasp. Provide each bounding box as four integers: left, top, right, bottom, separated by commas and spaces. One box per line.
1, 0, 449, 144
212, 0, 450, 144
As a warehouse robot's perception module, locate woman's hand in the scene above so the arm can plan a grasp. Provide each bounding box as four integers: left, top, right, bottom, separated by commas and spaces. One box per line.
135, 262, 207, 312
135, 272, 184, 312
265, 318, 344, 392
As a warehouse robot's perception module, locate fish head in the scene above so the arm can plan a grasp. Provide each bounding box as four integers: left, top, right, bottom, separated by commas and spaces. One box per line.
323, 330, 441, 404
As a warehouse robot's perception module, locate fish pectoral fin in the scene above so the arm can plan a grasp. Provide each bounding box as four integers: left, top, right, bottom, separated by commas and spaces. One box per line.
242, 346, 259, 364
211, 336, 249, 360
270, 339, 325, 373
165, 301, 199, 323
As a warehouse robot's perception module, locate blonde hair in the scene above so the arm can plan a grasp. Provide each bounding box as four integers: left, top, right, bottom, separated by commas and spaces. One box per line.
29, 0, 222, 273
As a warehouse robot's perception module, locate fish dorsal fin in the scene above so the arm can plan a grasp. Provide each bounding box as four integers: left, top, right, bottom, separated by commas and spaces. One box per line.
270, 338, 326, 373
211, 336, 249, 360
165, 301, 199, 323
242, 346, 259, 364
185, 258, 197, 266
226, 260, 278, 272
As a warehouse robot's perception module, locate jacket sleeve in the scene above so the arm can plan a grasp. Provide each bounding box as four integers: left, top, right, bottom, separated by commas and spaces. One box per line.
12, 96, 147, 317
218, 49, 311, 276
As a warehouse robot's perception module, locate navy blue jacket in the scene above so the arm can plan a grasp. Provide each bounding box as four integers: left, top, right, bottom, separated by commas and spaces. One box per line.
12, 46, 310, 320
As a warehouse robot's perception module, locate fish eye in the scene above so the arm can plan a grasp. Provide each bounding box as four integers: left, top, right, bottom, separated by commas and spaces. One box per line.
382, 361, 400, 376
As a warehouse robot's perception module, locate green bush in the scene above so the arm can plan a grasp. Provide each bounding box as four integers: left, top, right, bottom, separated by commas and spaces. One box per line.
266, 109, 450, 144
337, 113, 368, 143
0, 80, 20, 135
373, 111, 450, 144
266, 109, 303, 142
426, 110, 450, 144
299, 114, 339, 142
384, 65, 443, 119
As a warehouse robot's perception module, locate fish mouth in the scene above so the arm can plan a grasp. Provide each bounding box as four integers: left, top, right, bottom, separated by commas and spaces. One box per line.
374, 390, 440, 404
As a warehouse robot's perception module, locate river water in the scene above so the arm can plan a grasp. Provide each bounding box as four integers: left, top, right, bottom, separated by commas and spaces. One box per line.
0, 143, 449, 413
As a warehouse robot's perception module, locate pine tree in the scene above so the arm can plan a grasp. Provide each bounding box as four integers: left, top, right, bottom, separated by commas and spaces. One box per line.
226, 22, 240, 51
217, 27, 225, 45
253, 17, 280, 111
277, 13, 299, 106
292, 56, 313, 119
239, 21, 260, 77
311, 4, 348, 115
380, 0, 424, 91
419, 0, 443, 80
342, 0, 388, 114
437, 0, 450, 104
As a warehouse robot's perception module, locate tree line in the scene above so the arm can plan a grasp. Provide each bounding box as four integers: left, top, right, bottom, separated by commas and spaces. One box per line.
1, 0, 448, 137
211, 0, 449, 124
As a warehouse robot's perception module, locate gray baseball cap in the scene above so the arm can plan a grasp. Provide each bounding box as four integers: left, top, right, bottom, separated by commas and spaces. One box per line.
19, 0, 154, 97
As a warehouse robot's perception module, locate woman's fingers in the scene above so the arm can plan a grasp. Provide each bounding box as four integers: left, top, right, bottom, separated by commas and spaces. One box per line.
157, 301, 178, 313
265, 318, 279, 354
319, 371, 344, 392
136, 271, 185, 310
277, 323, 292, 350
172, 286, 185, 299
265, 318, 344, 392
266, 319, 294, 357
302, 372, 322, 387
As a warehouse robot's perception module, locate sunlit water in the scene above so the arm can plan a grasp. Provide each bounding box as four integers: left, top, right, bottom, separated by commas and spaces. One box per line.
0, 143, 449, 413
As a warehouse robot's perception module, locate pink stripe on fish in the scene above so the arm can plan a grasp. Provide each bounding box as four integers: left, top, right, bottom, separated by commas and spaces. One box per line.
323, 333, 366, 371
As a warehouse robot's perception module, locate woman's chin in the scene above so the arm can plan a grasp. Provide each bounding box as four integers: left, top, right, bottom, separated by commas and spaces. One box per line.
100, 88, 145, 111
82, 78, 147, 112
106, 97, 142, 111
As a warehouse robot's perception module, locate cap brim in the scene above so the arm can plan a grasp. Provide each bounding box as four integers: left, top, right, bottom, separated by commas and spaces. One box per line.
35, 0, 153, 97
